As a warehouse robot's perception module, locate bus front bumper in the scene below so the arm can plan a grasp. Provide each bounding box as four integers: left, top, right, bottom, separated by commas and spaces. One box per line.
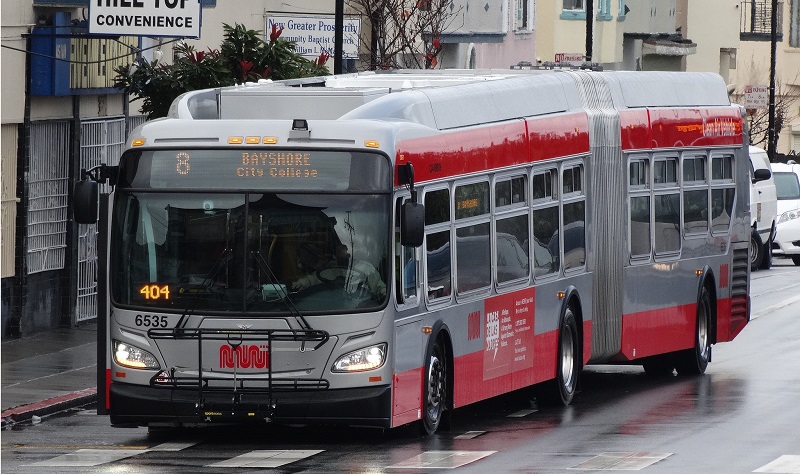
109, 382, 392, 429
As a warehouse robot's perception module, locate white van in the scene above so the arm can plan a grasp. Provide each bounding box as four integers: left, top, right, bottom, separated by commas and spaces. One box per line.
770, 160, 800, 265
748, 146, 778, 270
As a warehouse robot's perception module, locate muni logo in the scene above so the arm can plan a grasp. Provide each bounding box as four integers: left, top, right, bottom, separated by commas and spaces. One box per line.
219, 344, 270, 369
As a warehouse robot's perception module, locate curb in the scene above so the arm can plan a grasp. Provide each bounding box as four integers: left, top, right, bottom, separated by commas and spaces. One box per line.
1, 387, 98, 428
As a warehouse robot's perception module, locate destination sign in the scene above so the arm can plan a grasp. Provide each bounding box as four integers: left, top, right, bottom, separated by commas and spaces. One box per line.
123, 149, 390, 192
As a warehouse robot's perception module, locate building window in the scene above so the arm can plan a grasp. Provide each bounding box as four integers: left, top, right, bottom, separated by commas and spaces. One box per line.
561, 0, 587, 20
598, 0, 612, 20
516, 0, 534, 31
740, 0, 784, 41
791, 0, 800, 47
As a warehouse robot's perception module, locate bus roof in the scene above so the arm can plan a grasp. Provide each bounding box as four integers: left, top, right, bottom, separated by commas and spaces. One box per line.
167, 69, 732, 131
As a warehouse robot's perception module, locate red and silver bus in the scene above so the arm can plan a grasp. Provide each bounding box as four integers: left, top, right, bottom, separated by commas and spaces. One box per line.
74, 69, 752, 434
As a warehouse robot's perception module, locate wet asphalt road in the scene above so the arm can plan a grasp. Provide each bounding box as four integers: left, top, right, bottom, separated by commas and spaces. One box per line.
2, 258, 799, 473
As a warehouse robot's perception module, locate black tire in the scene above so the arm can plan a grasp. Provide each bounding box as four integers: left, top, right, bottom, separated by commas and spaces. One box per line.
538, 307, 580, 406
759, 238, 773, 270
420, 337, 448, 435
792, 255, 800, 266
750, 230, 763, 271
675, 286, 712, 375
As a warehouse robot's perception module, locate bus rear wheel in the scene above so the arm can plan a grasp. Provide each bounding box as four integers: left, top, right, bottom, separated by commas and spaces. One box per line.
675, 286, 712, 375
538, 307, 580, 406
421, 337, 448, 435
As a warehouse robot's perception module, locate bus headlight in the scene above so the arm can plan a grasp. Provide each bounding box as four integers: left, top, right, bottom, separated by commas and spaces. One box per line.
332, 343, 387, 372
113, 341, 160, 370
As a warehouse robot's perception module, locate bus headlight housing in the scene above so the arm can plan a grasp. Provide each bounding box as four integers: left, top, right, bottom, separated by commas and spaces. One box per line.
332, 343, 387, 372
113, 341, 160, 370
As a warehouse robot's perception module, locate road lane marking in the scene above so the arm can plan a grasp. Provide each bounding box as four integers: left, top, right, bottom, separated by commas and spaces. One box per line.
507, 408, 537, 417
387, 451, 496, 469
454, 431, 486, 439
751, 294, 800, 320
755, 455, 800, 473
568, 452, 672, 470
207, 449, 323, 468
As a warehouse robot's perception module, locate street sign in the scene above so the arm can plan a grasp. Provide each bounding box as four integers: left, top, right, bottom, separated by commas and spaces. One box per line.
744, 84, 769, 109
89, 0, 202, 38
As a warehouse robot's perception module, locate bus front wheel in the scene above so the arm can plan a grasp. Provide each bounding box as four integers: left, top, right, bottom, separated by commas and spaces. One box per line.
421, 337, 448, 435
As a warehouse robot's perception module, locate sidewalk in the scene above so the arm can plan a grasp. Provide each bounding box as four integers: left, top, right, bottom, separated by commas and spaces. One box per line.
1, 322, 99, 427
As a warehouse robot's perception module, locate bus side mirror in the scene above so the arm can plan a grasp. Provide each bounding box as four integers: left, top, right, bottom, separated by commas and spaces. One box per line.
752, 168, 771, 183
401, 201, 424, 247
73, 179, 99, 224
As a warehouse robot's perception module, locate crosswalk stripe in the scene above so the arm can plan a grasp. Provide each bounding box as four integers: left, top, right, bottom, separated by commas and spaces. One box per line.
387, 450, 496, 469
26, 448, 150, 467
754, 455, 800, 473
206, 449, 324, 468
454, 431, 486, 439
568, 452, 672, 471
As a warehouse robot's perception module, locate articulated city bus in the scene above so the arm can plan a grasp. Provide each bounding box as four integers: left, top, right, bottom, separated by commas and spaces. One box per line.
74, 69, 752, 434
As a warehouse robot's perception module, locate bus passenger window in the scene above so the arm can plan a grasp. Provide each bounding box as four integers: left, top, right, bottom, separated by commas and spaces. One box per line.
424, 188, 451, 301
426, 230, 451, 300
655, 193, 681, 253
395, 197, 417, 304
683, 156, 708, 235
563, 201, 586, 270
532, 169, 559, 276
456, 223, 491, 294
711, 155, 735, 232
496, 215, 530, 283
711, 188, 735, 232
630, 196, 651, 257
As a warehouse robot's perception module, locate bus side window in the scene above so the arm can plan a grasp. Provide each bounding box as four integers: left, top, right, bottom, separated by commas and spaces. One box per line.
424, 188, 451, 301
495, 175, 530, 285
395, 197, 418, 305
629, 157, 651, 259
654, 156, 681, 254
562, 163, 586, 270
683, 154, 709, 235
532, 169, 559, 277
711, 154, 736, 232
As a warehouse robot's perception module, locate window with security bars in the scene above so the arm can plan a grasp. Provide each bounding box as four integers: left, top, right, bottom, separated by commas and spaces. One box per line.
27, 121, 70, 274
76, 117, 127, 322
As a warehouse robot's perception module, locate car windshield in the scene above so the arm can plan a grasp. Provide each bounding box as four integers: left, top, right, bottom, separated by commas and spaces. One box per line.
774, 172, 800, 200
110, 191, 391, 314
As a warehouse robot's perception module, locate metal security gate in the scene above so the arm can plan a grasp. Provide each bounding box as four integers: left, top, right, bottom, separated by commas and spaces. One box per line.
76, 118, 126, 322
27, 121, 71, 274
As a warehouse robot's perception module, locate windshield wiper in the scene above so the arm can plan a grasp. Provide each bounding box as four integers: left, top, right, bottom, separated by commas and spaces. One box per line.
175, 247, 232, 330
250, 250, 313, 332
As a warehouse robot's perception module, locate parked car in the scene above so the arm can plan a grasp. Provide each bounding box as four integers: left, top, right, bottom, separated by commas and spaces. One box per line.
748, 146, 778, 270
770, 160, 800, 266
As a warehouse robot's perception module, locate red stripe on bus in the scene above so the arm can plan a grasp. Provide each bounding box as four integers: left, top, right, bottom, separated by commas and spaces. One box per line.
392, 367, 423, 427
620, 108, 744, 151
395, 113, 590, 185
619, 304, 696, 360
716, 296, 746, 342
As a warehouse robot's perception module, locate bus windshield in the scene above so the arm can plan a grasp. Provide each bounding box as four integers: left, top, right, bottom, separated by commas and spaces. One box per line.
110, 151, 392, 315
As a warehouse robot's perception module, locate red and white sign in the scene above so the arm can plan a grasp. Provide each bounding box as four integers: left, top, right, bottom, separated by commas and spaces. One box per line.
483, 289, 535, 380
744, 84, 769, 109
555, 53, 584, 64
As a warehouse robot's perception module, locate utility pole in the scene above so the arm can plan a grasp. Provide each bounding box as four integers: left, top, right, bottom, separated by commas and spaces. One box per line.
334, 0, 344, 74
585, 0, 594, 62
768, 0, 777, 160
